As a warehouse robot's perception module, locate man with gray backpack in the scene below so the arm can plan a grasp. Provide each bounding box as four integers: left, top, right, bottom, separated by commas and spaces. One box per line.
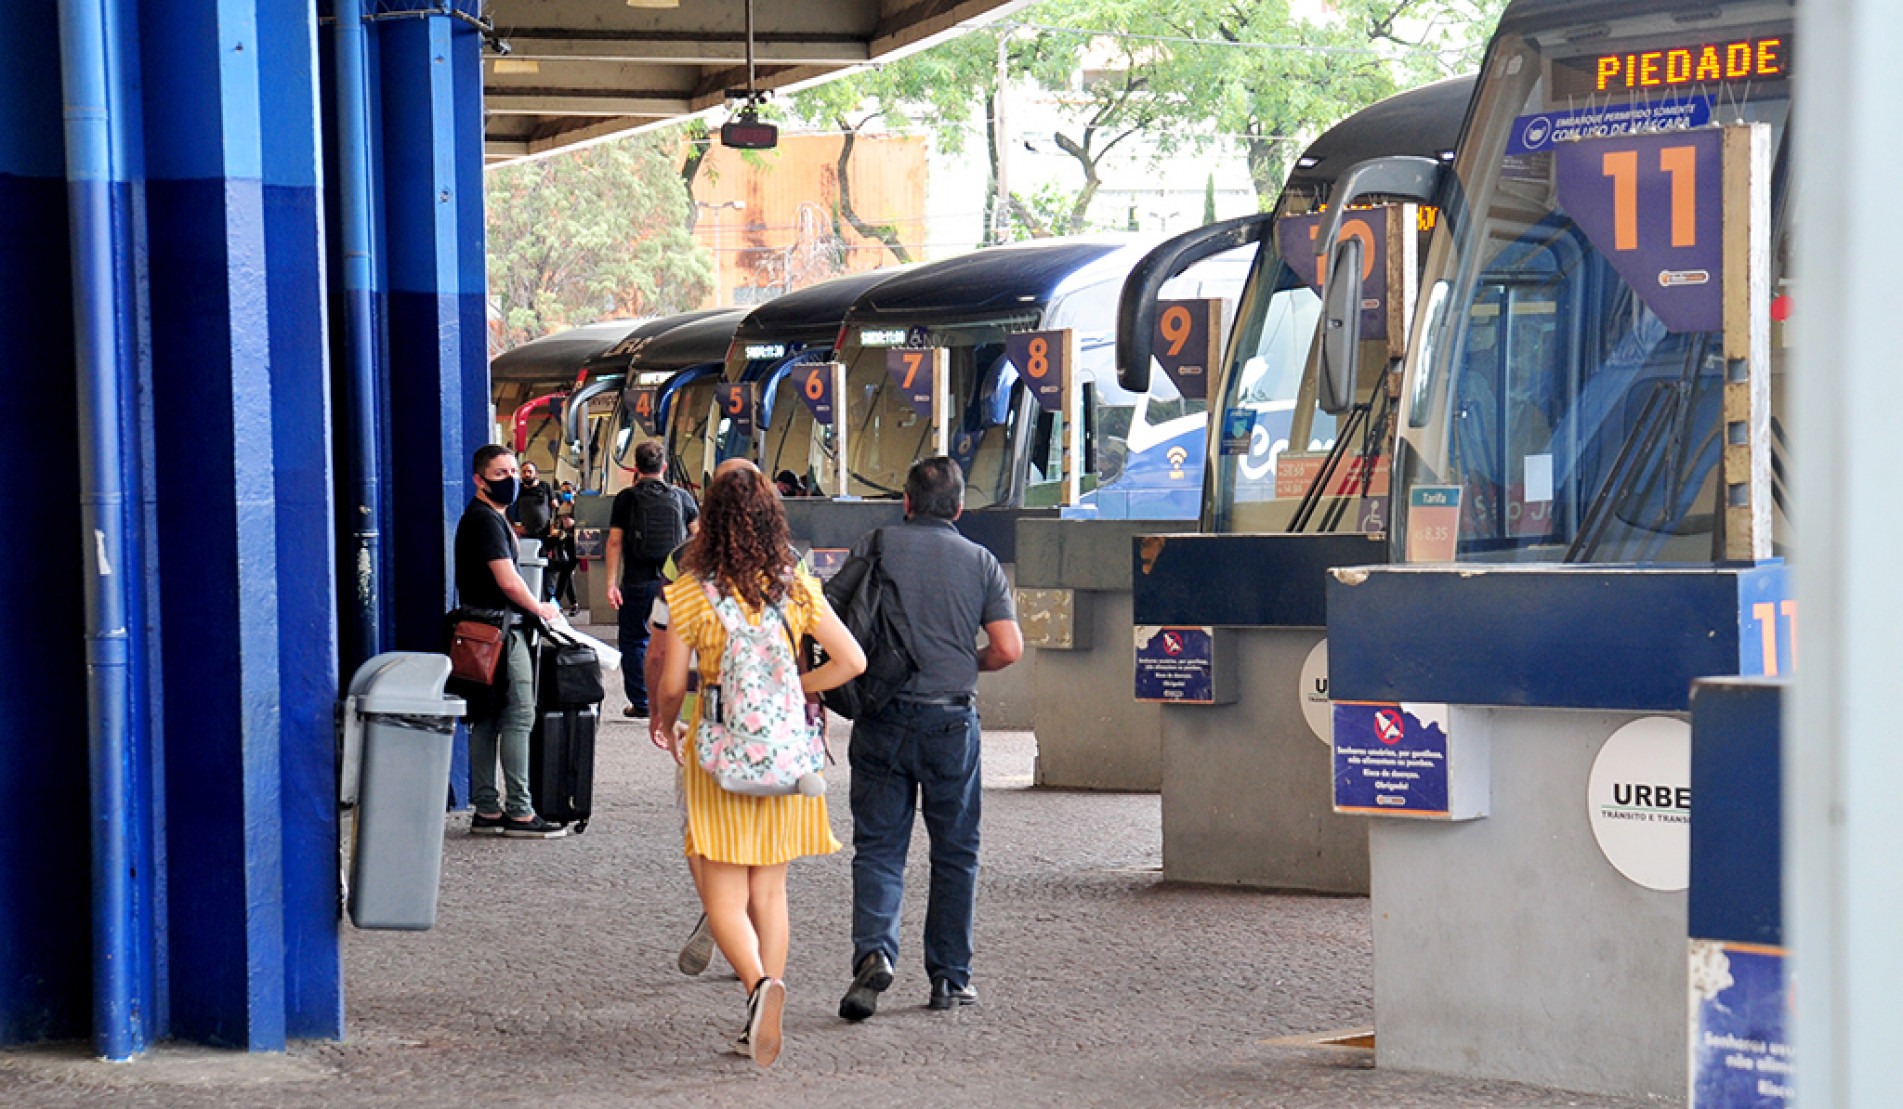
607, 440, 698, 718
836, 456, 1021, 1021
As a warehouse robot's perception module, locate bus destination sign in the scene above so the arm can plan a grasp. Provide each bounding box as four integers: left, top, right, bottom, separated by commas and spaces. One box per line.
1550, 35, 1788, 100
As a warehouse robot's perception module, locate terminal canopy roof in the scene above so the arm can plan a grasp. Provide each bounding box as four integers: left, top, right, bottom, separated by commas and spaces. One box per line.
483, 0, 1026, 165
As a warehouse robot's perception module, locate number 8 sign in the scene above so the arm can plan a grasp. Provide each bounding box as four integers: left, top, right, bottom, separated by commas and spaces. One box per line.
1006, 330, 1067, 412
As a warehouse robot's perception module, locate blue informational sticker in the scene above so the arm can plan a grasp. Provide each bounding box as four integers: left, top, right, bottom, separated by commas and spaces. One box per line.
717, 383, 755, 438
1555, 127, 1724, 333
1332, 701, 1450, 816
1220, 408, 1255, 456
1690, 943, 1793, 1106
1507, 97, 1712, 155
1134, 626, 1215, 703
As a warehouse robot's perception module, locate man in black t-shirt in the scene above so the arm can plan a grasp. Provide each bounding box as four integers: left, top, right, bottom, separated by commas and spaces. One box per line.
606, 439, 698, 718
509, 461, 555, 541
454, 444, 566, 838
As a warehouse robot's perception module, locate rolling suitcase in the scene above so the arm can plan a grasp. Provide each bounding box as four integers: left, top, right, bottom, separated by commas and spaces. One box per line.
530, 626, 603, 832
530, 704, 597, 833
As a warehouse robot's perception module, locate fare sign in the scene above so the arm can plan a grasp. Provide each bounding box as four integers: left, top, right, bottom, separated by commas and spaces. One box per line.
797, 363, 836, 425
1555, 128, 1723, 333
716, 382, 755, 438
1007, 330, 1068, 412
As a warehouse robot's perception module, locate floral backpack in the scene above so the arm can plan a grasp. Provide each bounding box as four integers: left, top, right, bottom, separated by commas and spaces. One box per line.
696, 582, 826, 797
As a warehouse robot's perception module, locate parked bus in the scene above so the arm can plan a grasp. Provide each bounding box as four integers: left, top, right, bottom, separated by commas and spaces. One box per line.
765, 237, 1247, 517
1119, 74, 1477, 534
718, 268, 908, 490
489, 319, 642, 444
603, 307, 752, 497
558, 307, 731, 495
1328, 0, 1794, 563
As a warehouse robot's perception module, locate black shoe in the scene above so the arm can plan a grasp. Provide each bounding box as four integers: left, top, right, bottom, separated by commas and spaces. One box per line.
622, 704, 648, 719
838, 951, 894, 1021
928, 977, 977, 1010
501, 814, 569, 839
469, 812, 507, 836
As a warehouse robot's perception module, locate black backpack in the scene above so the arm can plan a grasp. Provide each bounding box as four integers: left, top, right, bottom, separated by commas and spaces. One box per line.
818, 529, 918, 720
628, 481, 689, 564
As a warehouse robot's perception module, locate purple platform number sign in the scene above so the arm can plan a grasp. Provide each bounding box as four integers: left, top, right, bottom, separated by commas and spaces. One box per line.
1555, 128, 1723, 334
1008, 330, 1067, 412
1275, 211, 1389, 341
1153, 300, 1220, 400
885, 349, 935, 420
627, 388, 660, 435
798, 363, 836, 425
716, 382, 755, 439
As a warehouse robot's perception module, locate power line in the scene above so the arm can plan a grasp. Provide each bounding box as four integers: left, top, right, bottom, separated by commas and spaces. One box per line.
1003, 20, 1466, 59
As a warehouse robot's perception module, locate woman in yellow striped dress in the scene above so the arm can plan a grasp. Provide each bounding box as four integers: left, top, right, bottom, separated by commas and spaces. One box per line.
654, 467, 865, 1067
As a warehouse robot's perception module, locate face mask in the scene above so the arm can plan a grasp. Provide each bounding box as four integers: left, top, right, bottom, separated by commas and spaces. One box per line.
483, 475, 519, 505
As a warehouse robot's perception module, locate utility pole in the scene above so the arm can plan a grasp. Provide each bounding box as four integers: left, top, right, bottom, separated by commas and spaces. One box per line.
994, 30, 1010, 244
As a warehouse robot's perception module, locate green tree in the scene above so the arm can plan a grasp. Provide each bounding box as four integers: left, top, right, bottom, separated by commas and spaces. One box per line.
486, 136, 714, 349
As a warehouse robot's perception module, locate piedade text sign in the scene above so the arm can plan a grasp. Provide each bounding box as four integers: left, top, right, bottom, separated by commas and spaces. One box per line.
1550, 35, 1788, 99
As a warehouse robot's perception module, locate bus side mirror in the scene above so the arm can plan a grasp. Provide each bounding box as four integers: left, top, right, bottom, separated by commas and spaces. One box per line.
1318, 236, 1363, 416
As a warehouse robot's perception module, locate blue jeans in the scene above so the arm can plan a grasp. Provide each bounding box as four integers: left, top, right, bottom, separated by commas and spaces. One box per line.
618, 577, 661, 711
849, 699, 982, 988
468, 627, 535, 818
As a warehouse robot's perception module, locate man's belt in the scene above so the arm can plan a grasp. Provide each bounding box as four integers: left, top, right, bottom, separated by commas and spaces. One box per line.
892, 691, 976, 707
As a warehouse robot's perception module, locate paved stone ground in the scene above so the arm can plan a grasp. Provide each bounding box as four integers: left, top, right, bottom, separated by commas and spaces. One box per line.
1, 664, 1673, 1108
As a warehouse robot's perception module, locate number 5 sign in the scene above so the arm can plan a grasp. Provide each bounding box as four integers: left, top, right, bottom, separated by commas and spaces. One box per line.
716, 382, 756, 438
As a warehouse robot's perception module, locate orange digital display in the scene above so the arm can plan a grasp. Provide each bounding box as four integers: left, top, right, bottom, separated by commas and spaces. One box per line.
1551, 36, 1789, 99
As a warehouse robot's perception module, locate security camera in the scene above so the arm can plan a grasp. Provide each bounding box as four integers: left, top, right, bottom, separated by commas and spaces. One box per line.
493, 39, 512, 56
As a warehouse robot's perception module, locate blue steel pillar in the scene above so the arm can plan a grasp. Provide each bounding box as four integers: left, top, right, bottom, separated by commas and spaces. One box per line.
2, 0, 100, 1047
260, 0, 344, 1040
139, 0, 287, 1049
378, 2, 486, 654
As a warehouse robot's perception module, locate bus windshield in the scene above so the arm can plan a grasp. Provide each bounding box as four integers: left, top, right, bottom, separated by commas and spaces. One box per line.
665, 377, 720, 496
836, 314, 1039, 509
1393, 2, 1793, 563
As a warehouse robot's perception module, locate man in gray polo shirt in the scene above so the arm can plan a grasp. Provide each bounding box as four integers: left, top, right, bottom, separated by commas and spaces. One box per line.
839, 456, 1022, 1021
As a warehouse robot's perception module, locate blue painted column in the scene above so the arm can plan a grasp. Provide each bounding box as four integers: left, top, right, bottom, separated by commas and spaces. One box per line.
1, 0, 98, 1046
139, 0, 287, 1049
259, 0, 343, 1040
378, 2, 485, 654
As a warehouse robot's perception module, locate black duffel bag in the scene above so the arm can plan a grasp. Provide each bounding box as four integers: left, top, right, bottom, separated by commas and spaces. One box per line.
539, 627, 605, 709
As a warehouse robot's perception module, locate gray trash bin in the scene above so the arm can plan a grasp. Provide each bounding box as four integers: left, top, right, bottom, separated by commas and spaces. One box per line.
519, 538, 547, 604
344, 652, 466, 930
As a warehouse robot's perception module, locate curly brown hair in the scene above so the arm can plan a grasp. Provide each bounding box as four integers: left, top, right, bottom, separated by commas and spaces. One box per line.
681, 467, 796, 608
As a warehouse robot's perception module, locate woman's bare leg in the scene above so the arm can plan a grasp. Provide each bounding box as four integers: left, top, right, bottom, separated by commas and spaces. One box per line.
747, 863, 791, 980
697, 858, 764, 992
